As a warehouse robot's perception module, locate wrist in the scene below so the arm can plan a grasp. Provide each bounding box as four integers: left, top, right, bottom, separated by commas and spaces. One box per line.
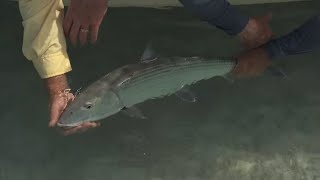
44, 74, 70, 97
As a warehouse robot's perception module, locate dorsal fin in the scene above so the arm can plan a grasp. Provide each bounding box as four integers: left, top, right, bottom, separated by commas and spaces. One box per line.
140, 41, 159, 63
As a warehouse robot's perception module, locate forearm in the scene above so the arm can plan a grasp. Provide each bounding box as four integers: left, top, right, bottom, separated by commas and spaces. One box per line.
266, 15, 320, 59
45, 74, 70, 96
19, 0, 72, 79
179, 0, 250, 35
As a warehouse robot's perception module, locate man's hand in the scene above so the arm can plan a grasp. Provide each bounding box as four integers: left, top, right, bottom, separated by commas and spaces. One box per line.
63, 0, 108, 46
45, 74, 100, 136
238, 13, 274, 49
232, 46, 272, 78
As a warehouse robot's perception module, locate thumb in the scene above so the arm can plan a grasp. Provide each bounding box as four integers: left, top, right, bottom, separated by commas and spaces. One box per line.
68, 93, 75, 102
49, 104, 63, 127
49, 93, 74, 127
49, 97, 67, 127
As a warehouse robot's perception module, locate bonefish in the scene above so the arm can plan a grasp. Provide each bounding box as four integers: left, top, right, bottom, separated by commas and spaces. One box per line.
57, 44, 285, 127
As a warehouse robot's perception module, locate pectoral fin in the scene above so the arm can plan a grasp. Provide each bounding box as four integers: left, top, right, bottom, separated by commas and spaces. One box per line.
121, 106, 147, 119
175, 85, 197, 103
222, 72, 235, 83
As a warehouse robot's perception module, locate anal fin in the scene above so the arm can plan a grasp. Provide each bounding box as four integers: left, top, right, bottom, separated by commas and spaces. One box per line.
266, 65, 288, 79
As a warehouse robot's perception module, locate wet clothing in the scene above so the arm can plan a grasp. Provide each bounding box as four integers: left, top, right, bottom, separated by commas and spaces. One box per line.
180, 0, 320, 59
179, 0, 250, 35
266, 15, 320, 59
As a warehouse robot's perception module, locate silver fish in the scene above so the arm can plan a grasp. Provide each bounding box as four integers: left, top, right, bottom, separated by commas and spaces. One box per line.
57, 44, 284, 127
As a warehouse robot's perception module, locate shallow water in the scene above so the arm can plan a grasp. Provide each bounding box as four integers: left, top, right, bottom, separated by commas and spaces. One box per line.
1, 1, 320, 179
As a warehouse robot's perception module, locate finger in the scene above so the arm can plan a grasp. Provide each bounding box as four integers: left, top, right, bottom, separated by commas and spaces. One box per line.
50, 93, 74, 127
63, 9, 73, 37
67, 93, 75, 103
61, 126, 83, 136
61, 93, 74, 111
78, 126, 91, 134
81, 122, 100, 129
233, 61, 246, 77
240, 60, 251, 76
63, 125, 90, 136
79, 25, 89, 46
49, 106, 63, 127
62, 122, 100, 136
70, 22, 81, 46
263, 12, 273, 22
95, 121, 101, 127
89, 24, 100, 44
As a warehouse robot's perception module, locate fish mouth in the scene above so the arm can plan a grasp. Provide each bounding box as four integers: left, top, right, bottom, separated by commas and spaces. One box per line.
57, 121, 83, 128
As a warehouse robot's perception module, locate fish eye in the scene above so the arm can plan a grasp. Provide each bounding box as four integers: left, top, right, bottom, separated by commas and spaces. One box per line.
84, 102, 93, 109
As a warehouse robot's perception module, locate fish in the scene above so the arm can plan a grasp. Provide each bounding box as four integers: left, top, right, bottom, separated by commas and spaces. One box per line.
57, 43, 285, 127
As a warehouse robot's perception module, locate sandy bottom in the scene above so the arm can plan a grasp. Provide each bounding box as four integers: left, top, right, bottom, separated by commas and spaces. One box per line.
1, 1, 320, 180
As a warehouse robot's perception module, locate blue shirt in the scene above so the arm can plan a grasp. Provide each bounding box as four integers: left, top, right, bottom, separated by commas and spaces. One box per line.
179, 0, 250, 35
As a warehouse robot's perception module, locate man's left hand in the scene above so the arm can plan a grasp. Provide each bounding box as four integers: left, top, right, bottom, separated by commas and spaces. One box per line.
239, 13, 274, 49
63, 0, 108, 46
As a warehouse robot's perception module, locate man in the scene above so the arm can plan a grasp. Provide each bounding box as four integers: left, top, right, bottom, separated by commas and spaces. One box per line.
18, 0, 273, 135
18, 0, 107, 136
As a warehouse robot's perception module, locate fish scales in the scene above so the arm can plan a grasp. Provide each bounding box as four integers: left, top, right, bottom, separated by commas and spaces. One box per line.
117, 57, 235, 107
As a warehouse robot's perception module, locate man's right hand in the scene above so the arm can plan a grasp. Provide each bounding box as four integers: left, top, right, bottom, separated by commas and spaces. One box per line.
232, 46, 272, 78
45, 74, 100, 136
